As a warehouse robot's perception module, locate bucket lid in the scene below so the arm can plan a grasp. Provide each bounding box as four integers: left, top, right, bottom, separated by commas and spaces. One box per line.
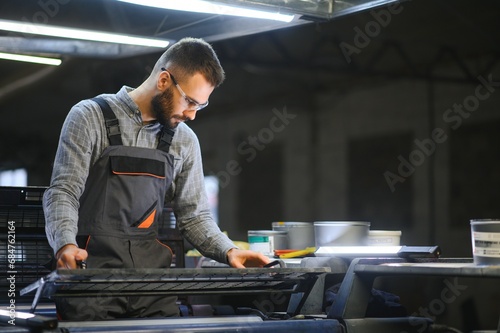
314, 221, 371, 227
470, 219, 500, 225
272, 221, 312, 227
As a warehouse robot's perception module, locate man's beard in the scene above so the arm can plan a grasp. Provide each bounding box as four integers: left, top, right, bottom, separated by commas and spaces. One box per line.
151, 86, 186, 128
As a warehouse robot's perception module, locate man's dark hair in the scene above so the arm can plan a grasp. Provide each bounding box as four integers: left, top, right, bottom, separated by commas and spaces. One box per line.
153, 37, 225, 87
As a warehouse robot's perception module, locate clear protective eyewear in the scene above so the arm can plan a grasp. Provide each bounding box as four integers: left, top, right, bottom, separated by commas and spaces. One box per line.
161, 67, 209, 111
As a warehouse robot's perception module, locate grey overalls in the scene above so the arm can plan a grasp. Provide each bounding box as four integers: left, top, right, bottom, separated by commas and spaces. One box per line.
56, 97, 179, 320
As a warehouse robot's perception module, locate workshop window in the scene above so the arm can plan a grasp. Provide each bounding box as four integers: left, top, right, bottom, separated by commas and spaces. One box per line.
0, 168, 27, 186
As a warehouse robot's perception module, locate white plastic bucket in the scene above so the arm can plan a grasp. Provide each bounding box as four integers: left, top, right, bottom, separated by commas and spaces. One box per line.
470, 219, 500, 265
368, 230, 402, 246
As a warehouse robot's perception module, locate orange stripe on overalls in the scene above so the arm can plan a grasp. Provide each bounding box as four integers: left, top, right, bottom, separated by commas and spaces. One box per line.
137, 209, 156, 228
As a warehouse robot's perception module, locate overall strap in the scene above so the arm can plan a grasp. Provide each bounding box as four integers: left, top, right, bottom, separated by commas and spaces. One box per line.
91, 97, 123, 146
157, 127, 175, 153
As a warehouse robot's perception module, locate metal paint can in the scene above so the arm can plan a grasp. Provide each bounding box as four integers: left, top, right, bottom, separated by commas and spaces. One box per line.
272, 222, 315, 250
314, 221, 370, 247
248, 230, 288, 255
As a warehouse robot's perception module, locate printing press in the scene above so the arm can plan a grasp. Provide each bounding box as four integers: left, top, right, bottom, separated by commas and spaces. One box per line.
4, 186, 497, 333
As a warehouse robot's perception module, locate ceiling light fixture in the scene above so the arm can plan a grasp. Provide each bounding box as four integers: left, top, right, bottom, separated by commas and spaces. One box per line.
117, 0, 295, 23
0, 19, 169, 48
0, 52, 61, 66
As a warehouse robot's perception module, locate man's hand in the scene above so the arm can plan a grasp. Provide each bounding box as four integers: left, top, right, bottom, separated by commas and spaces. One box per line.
56, 244, 88, 269
226, 248, 270, 268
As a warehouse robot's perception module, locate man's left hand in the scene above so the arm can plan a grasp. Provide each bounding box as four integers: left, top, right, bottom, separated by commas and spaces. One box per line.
226, 248, 270, 268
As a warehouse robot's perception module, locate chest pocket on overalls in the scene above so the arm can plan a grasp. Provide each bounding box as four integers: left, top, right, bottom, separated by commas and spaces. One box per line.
108, 154, 167, 230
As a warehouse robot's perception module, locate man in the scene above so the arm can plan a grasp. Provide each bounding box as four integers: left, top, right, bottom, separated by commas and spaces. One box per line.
43, 37, 269, 320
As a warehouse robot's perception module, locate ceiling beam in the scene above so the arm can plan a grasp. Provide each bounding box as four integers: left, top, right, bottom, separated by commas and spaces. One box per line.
0, 37, 171, 58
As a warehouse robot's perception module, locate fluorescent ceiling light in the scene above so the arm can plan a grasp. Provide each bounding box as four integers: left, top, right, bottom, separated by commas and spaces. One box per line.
0, 52, 61, 66
118, 0, 295, 22
0, 19, 169, 48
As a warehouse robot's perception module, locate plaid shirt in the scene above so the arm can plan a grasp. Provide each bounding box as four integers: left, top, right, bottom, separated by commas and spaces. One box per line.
43, 86, 235, 264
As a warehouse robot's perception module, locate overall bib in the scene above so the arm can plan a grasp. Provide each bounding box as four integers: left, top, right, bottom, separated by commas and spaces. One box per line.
56, 97, 179, 320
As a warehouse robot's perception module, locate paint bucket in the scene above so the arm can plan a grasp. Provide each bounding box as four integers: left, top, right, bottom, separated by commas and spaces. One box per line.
272, 222, 315, 250
248, 230, 288, 255
314, 221, 370, 247
470, 219, 500, 265
368, 230, 402, 246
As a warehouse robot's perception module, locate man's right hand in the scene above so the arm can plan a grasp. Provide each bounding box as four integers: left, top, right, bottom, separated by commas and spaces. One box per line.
56, 244, 88, 269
